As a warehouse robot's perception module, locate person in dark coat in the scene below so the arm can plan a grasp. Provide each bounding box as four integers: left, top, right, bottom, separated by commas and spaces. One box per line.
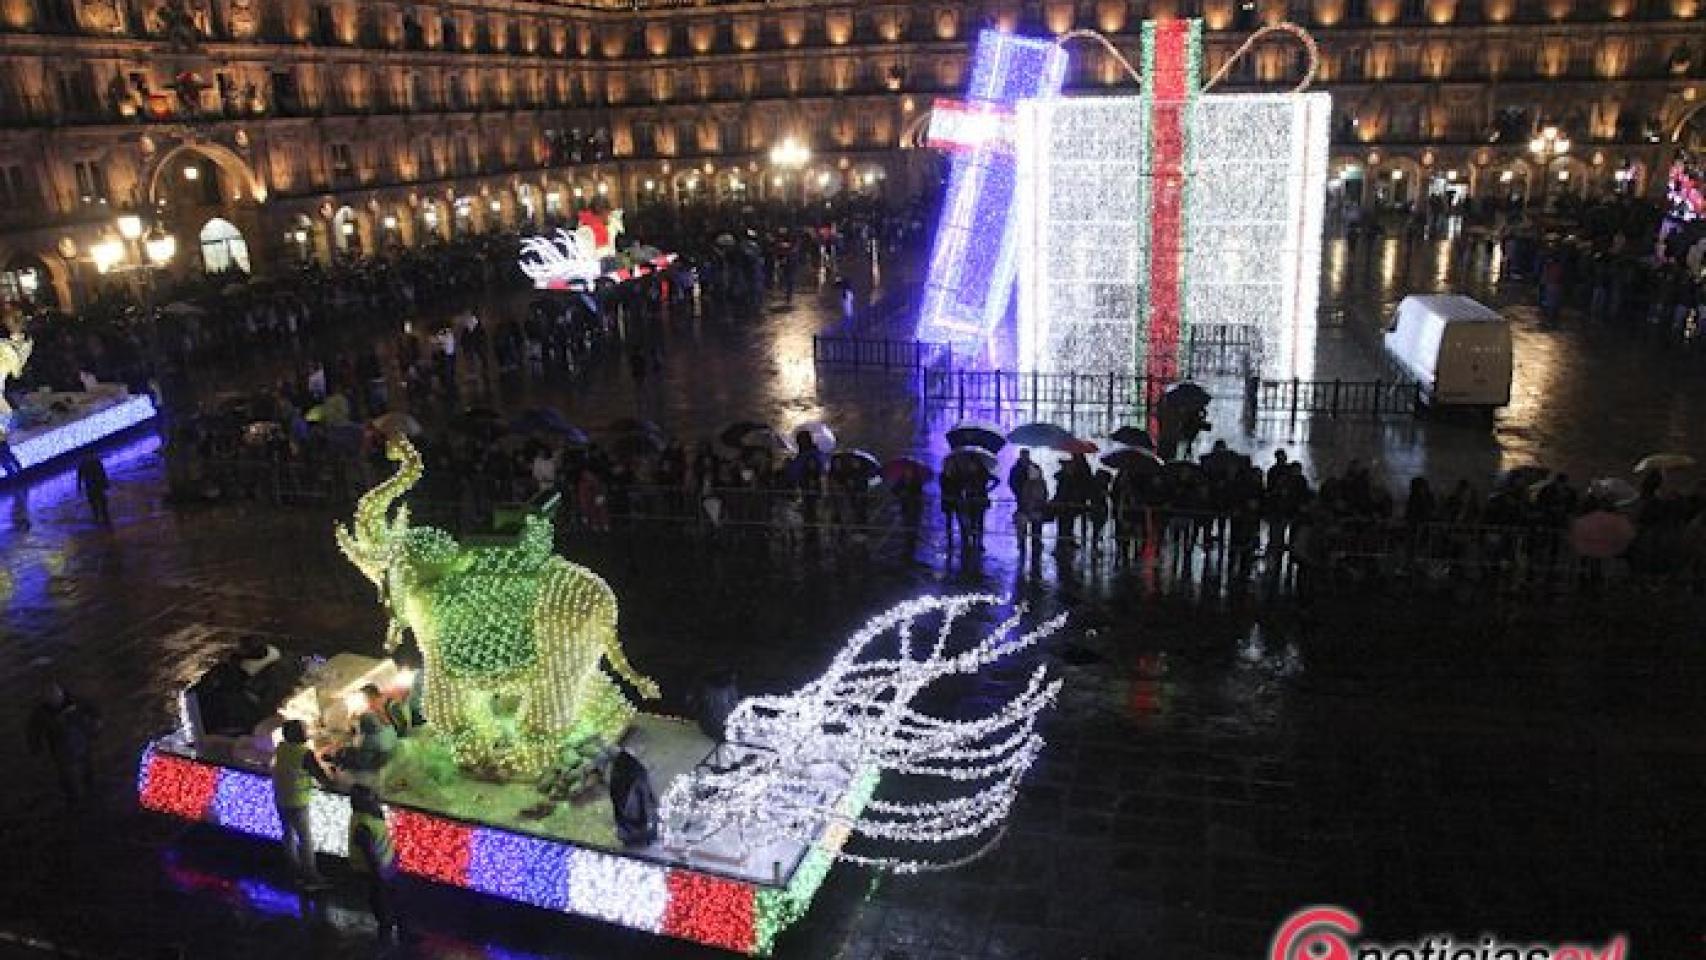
27, 680, 101, 809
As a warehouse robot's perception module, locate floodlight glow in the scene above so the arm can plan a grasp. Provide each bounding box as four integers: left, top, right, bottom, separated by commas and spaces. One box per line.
917, 30, 1068, 348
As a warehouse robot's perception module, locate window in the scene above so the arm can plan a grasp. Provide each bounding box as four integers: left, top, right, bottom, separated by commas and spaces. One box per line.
56, 70, 94, 115
313, 4, 336, 43
1346, 0, 1368, 21
441, 15, 458, 49
73, 160, 108, 203
453, 136, 473, 173
416, 140, 437, 178
1343, 47, 1366, 79
0, 166, 36, 208
447, 74, 464, 109
330, 142, 354, 176
199, 218, 252, 274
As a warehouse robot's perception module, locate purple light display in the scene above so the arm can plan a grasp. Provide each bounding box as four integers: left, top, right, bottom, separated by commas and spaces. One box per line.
918, 31, 1068, 349
468, 828, 573, 910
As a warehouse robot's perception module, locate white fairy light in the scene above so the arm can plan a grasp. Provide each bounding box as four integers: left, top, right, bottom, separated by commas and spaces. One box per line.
1184, 92, 1330, 381
518, 228, 604, 288
1016, 91, 1329, 380
661, 595, 1066, 875
565, 849, 669, 931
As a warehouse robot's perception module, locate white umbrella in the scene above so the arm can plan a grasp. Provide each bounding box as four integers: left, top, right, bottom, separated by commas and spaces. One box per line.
793, 420, 836, 452
1634, 453, 1696, 473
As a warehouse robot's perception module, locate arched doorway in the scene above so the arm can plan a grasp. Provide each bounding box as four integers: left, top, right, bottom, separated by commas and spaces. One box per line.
199, 217, 252, 275
418, 199, 446, 244
0, 253, 57, 308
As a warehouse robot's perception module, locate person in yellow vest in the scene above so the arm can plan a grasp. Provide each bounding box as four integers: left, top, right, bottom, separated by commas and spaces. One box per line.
347, 785, 400, 943
271, 719, 335, 889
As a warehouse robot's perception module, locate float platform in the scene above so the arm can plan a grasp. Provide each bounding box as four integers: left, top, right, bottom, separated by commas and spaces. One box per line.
139, 710, 873, 955
5, 389, 156, 475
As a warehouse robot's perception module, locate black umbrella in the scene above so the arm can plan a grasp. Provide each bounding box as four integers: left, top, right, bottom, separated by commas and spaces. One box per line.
610, 417, 665, 438
1162, 382, 1212, 410
610, 431, 665, 459
510, 407, 574, 435
1163, 460, 1207, 484
946, 420, 1006, 454
1102, 447, 1164, 474
718, 420, 770, 448
1110, 426, 1155, 450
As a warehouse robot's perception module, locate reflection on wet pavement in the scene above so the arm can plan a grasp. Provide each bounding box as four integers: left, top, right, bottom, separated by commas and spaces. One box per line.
1, 225, 1705, 958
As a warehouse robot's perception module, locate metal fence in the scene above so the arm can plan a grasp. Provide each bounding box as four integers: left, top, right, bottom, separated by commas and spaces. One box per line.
922, 368, 1170, 418
1246, 377, 1420, 418
812, 336, 943, 370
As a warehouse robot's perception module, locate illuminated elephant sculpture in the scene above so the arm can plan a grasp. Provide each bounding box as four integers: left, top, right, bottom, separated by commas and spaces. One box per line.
337, 434, 659, 778
0, 327, 33, 421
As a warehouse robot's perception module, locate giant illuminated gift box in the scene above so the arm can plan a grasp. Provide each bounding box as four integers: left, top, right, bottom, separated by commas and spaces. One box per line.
917, 30, 1069, 347
1014, 20, 1330, 382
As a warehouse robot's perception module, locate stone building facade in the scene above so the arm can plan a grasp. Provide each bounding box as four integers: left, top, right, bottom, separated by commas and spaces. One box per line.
0, 0, 1701, 307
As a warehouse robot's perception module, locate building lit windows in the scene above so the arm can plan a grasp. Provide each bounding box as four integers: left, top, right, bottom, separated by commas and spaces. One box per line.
72, 161, 108, 204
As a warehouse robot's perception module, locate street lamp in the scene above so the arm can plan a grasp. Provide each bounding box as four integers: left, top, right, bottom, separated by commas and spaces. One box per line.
116, 214, 143, 241
1527, 125, 1570, 211
144, 225, 176, 266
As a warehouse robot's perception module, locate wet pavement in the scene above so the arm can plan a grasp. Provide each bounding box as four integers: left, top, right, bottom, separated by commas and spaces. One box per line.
3, 222, 1706, 959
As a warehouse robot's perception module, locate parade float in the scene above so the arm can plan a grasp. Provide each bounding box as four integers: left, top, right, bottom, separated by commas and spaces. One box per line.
137, 434, 1066, 954
519, 207, 679, 292
919, 21, 1330, 384
0, 318, 156, 476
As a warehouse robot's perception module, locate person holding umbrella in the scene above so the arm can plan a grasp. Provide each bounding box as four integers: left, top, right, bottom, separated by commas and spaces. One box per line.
1009, 450, 1049, 556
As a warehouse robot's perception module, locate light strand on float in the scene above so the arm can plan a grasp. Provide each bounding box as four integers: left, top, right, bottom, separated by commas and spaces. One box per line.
660, 595, 1065, 875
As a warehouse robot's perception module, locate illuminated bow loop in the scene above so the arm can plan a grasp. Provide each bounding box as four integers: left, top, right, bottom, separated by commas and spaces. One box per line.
1203, 22, 1321, 92
661, 595, 1067, 874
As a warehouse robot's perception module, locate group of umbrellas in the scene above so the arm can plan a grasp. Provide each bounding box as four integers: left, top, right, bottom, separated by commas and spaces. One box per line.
940, 419, 1168, 478
1503, 453, 1698, 560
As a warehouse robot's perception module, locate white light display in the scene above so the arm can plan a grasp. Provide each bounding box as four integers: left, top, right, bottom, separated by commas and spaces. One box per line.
1016, 92, 1329, 380
566, 849, 669, 931
661, 595, 1065, 875
12, 394, 157, 469
309, 787, 352, 857
519, 229, 605, 289
1011, 21, 1329, 382
1015, 96, 1151, 378
1185, 92, 1330, 381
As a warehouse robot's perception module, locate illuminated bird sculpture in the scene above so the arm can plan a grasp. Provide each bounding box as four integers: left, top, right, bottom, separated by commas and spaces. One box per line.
337, 434, 659, 778
661, 595, 1065, 875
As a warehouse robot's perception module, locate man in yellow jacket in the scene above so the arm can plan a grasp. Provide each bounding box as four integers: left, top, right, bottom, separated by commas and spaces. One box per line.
271, 719, 335, 888
348, 785, 400, 943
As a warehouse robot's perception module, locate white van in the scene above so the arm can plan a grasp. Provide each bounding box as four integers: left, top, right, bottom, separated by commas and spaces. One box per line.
1384, 294, 1512, 411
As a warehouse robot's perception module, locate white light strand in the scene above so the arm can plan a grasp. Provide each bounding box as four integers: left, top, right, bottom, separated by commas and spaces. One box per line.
661, 595, 1066, 875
